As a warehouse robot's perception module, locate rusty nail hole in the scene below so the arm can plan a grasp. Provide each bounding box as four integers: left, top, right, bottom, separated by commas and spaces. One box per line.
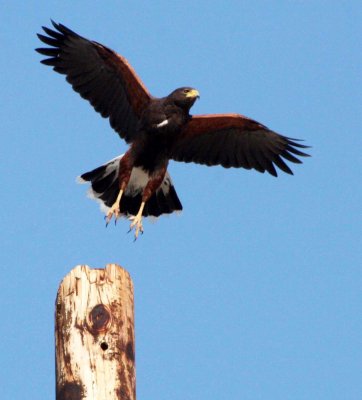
100, 342, 108, 351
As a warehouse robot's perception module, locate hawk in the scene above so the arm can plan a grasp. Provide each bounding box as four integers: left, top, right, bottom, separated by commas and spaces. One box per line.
36, 21, 309, 239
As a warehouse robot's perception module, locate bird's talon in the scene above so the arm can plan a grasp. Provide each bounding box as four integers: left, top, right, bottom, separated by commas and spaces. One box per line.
105, 203, 120, 226
128, 214, 144, 240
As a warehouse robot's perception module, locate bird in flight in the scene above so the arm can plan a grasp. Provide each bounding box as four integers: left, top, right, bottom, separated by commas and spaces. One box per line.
36, 21, 309, 239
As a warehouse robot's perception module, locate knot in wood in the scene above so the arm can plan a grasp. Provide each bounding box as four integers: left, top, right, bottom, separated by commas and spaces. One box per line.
87, 304, 111, 334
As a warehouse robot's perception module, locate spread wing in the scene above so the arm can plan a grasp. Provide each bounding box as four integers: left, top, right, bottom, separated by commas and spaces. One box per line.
169, 114, 310, 176
36, 21, 152, 143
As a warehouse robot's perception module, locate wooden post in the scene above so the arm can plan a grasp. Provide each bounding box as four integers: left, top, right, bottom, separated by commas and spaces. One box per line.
55, 264, 135, 400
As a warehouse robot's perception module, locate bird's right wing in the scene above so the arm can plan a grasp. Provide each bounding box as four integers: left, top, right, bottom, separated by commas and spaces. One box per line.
169, 114, 310, 176
36, 21, 152, 143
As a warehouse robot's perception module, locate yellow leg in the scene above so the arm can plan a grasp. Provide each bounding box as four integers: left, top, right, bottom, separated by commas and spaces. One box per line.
105, 189, 124, 225
128, 201, 146, 240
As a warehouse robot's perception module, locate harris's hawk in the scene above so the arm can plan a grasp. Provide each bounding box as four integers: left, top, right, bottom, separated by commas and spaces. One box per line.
36, 21, 309, 239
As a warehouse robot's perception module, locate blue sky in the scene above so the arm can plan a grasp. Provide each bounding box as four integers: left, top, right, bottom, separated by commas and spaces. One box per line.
1, 1, 361, 399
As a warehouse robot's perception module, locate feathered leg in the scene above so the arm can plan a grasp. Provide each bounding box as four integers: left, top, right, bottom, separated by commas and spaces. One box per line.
105, 152, 133, 225
128, 164, 167, 239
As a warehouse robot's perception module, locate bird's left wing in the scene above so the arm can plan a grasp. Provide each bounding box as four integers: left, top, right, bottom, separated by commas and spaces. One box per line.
36, 21, 152, 143
169, 114, 310, 176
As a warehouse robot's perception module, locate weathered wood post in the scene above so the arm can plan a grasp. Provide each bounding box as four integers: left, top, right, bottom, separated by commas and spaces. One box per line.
55, 264, 135, 400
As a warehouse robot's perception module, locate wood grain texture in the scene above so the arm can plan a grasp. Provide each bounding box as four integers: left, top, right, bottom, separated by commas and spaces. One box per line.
55, 264, 135, 400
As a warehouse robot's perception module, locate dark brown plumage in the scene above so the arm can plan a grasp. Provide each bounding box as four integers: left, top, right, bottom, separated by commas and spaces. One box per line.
36, 21, 310, 238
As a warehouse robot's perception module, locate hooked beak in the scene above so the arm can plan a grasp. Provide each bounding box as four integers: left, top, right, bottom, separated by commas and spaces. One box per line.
186, 89, 200, 99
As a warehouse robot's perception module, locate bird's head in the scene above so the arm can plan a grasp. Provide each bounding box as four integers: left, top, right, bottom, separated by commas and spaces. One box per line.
168, 87, 200, 110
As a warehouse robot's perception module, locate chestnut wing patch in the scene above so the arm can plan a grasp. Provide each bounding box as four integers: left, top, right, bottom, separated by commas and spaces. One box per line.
169, 114, 309, 176
36, 21, 152, 143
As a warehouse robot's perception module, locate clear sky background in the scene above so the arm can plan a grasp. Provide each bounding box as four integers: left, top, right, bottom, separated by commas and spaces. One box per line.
1, 1, 361, 399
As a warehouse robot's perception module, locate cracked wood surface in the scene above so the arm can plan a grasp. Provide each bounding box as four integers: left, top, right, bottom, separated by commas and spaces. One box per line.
55, 264, 135, 400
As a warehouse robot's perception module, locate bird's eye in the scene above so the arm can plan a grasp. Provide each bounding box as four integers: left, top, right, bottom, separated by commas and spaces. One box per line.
183, 89, 190, 94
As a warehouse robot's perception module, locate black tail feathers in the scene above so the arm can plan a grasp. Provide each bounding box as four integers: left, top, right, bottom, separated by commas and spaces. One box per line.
78, 155, 182, 218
